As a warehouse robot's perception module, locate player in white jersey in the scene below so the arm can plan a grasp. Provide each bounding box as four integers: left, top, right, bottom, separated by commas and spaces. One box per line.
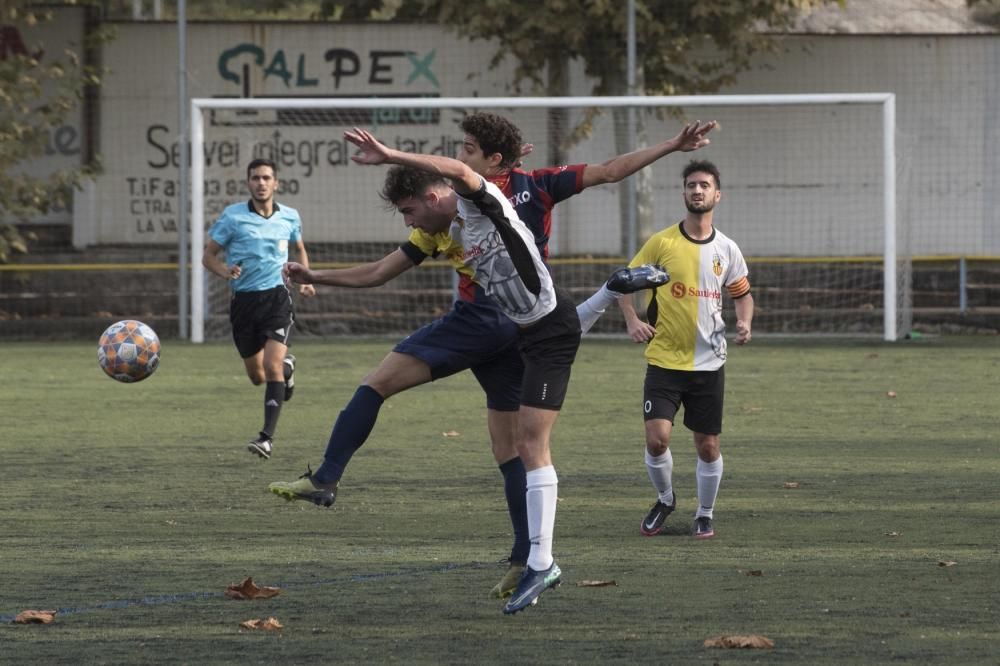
619, 160, 754, 540
342, 127, 579, 614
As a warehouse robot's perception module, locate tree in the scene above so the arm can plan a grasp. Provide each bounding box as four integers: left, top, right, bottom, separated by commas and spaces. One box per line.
301, 0, 845, 251
968, 0, 1000, 26
416, 0, 847, 250
0, 2, 106, 263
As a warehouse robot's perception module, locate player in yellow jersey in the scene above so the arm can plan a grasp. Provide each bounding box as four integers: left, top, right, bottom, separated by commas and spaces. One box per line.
619, 160, 753, 539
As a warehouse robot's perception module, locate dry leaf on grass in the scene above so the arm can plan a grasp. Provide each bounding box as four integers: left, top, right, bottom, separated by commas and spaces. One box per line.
887, 391, 897, 398
884, 531, 902, 537
783, 482, 800, 489
442, 430, 461, 438
239, 617, 283, 631
741, 570, 764, 577
13, 610, 57, 624
575, 580, 617, 587
225, 577, 281, 600
937, 560, 957, 567
704, 634, 774, 649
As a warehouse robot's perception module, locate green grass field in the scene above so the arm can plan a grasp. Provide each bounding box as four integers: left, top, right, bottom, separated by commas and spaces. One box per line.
2, 336, 998, 664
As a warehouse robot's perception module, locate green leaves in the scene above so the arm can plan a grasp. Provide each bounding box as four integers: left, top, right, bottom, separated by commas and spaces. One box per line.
0, 2, 104, 262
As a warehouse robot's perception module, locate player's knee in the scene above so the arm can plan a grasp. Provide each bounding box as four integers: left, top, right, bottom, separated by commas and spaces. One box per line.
645, 440, 669, 457
694, 434, 720, 461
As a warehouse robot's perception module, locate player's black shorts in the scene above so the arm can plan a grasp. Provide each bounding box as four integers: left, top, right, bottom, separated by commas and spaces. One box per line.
229, 285, 294, 359
394, 286, 523, 411
643, 364, 725, 435
517, 287, 582, 410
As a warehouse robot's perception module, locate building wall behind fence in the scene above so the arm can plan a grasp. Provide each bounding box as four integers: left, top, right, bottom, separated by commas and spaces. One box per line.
32, 16, 996, 258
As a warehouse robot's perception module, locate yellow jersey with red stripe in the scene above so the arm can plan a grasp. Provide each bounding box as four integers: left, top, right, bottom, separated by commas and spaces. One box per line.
629, 222, 750, 371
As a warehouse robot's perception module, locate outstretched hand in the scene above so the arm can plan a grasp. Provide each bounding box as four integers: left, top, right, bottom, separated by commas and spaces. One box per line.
674, 120, 718, 152
344, 127, 391, 165
283, 261, 313, 286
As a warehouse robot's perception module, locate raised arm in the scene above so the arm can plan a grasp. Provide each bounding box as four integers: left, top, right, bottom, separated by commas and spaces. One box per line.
580, 120, 717, 189
345, 127, 482, 195
283, 247, 415, 289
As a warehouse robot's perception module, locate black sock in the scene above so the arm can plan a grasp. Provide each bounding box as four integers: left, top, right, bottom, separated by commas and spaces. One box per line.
500, 457, 530, 565
261, 381, 285, 438
314, 385, 385, 484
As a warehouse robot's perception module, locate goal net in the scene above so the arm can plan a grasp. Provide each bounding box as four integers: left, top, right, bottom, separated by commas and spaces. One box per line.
190, 94, 906, 342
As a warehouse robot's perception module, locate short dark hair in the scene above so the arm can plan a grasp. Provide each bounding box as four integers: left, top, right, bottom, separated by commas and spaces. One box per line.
247, 158, 277, 179
683, 160, 721, 189
379, 166, 449, 207
459, 112, 523, 170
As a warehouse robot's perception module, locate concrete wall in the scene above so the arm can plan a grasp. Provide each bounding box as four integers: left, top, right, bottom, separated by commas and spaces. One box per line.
36, 17, 997, 257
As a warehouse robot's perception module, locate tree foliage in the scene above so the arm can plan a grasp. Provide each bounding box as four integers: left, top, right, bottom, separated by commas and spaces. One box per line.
0, 2, 107, 262
326, 0, 845, 96
967, 0, 1000, 26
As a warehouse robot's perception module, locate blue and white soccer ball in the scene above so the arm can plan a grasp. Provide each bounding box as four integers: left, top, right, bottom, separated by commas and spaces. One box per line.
97, 319, 161, 383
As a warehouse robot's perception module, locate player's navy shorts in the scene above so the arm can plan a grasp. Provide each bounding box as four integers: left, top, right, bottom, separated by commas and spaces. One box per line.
643, 364, 725, 435
394, 286, 523, 411
229, 285, 294, 358
516, 287, 582, 411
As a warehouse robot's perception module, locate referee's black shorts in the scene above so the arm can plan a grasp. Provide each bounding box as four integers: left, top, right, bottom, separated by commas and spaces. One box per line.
229, 285, 294, 358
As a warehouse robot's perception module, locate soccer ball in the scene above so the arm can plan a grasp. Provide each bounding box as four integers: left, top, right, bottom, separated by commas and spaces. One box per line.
97, 319, 161, 383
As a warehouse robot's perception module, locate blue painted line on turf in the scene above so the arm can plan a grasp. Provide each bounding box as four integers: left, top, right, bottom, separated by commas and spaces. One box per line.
1, 561, 490, 624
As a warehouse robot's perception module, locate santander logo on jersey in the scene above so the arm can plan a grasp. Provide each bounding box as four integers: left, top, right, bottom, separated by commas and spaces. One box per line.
671, 282, 722, 300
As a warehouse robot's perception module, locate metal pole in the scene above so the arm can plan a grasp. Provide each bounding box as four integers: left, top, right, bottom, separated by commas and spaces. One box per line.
177, 0, 189, 339
625, 0, 638, 258
882, 95, 897, 341
959, 256, 968, 313
191, 99, 205, 344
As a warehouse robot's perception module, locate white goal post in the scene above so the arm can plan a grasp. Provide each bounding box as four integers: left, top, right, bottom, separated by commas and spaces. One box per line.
190, 93, 900, 342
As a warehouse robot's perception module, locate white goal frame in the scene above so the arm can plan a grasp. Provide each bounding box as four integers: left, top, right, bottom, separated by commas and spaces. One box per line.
189, 93, 897, 342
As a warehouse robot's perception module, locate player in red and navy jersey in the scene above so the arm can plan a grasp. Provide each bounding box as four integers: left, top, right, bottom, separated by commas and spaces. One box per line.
456, 112, 716, 334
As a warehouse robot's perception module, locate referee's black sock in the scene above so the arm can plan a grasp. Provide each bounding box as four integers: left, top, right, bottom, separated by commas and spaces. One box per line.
262, 380, 285, 438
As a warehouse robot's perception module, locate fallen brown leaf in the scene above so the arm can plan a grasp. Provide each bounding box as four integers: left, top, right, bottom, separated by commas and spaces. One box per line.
741, 570, 764, 577
884, 531, 902, 537
442, 430, 461, 438
937, 560, 957, 567
239, 617, 283, 631
225, 577, 281, 600
887, 391, 897, 398
575, 580, 617, 587
704, 634, 774, 649
783, 482, 800, 489
13, 610, 57, 624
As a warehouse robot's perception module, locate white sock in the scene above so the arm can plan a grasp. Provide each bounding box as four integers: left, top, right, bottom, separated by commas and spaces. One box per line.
576, 284, 621, 335
525, 465, 558, 571
645, 449, 674, 504
695, 456, 723, 519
